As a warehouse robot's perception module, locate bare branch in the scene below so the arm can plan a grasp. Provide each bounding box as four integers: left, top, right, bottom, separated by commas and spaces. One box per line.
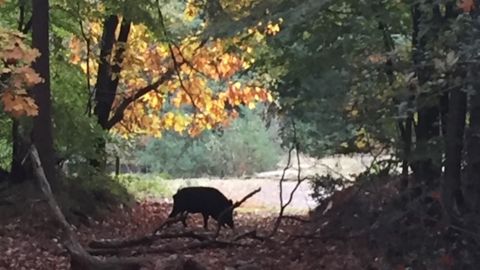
269, 120, 308, 237
87, 231, 247, 257
215, 187, 262, 237
156, 1, 200, 114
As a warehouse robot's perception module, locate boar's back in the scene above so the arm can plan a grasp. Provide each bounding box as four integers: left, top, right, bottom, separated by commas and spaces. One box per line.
173, 186, 231, 215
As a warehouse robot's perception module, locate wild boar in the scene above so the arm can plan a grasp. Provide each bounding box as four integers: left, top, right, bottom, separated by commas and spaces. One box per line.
168, 186, 234, 229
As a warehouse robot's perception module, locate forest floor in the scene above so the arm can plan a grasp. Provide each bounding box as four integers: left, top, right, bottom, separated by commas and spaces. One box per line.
1, 154, 479, 269
2, 172, 479, 270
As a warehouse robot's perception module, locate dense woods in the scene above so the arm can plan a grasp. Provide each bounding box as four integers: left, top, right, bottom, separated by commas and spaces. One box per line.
2, 0, 480, 269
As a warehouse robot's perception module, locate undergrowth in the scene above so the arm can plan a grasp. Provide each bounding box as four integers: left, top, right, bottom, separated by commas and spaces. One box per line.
114, 174, 173, 199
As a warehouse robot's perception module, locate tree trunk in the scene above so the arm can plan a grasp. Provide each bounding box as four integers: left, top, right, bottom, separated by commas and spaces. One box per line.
464, 0, 480, 215
94, 15, 119, 129
411, 2, 441, 185
401, 115, 413, 184
378, 19, 413, 182
466, 90, 480, 213
91, 16, 131, 169
94, 16, 131, 128
30, 0, 56, 185
443, 88, 466, 219
10, 120, 32, 182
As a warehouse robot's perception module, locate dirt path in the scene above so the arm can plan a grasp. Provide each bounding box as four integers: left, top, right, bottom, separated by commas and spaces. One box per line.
161, 153, 390, 214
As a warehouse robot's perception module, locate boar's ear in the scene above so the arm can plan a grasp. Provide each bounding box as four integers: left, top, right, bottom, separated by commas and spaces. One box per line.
228, 199, 233, 205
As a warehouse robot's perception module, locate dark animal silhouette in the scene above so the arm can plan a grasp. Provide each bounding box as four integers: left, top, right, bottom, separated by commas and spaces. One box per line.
168, 186, 234, 229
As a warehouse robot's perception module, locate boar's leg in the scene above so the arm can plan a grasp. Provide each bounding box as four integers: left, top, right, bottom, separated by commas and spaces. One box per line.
168, 205, 189, 227
202, 213, 209, 229
181, 212, 188, 227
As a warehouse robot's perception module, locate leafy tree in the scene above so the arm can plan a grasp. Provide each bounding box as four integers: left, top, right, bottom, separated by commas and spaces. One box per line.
138, 106, 281, 177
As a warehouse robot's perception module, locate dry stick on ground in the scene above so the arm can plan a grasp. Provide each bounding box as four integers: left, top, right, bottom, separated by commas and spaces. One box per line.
89, 230, 211, 249
214, 187, 262, 238
88, 237, 248, 256
29, 145, 150, 270
154, 212, 188, 233
269, 121, 309, 237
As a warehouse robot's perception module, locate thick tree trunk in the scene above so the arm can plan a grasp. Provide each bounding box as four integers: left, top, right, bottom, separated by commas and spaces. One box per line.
443, 88, 466, 219
378, 20, 412, 180
94, 16, 131, 129
91, 16, 131, 169
30, 0, 56, 185
414, 106, 441, 183
94, 15, 119, 129
466, 91, 480, 212
464, 0, 480, 215
10, 120, 32, 182
401, 115, 413, 182
440, 93, 449, 136
411, 3, 441, 185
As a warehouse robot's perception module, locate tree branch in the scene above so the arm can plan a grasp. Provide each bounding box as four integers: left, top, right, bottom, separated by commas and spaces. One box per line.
106, 69, 174, 129
214, 187, 262, 237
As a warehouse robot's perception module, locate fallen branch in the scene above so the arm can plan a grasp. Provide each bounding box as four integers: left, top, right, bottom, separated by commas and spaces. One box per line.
89, 230, 211, 249
88, 237, 247, 256
215, 187, 262, 237
153, 212, 188, 233
29, 145, 150, 270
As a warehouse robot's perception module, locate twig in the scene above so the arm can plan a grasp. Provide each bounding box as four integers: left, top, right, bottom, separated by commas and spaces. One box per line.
156, 0, 199, 114
214, 187, 262, 237
269, 120, 307, 237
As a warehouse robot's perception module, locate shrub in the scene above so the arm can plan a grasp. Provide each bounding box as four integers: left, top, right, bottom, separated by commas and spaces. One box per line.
115, 174, 172, 199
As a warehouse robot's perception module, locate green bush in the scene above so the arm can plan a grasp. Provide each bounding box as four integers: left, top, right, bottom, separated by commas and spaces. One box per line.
207, 108, 282, 176
115, 174, 172, 199
56, 172, 134, 221
137, 106, 282, 178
